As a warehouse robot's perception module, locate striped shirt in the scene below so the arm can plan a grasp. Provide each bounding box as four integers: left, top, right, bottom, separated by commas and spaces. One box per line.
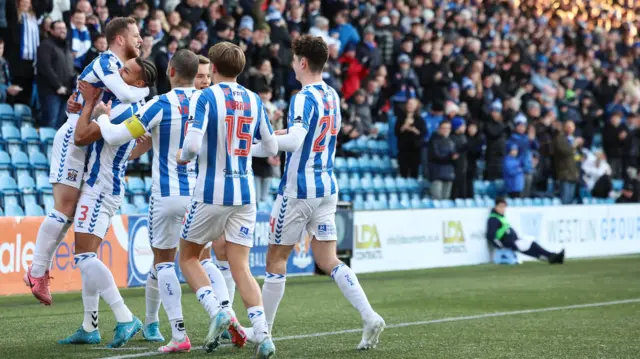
67, 50, 147, 126
70, 23, 92, 69
278, 82, 340, 199
20, 13, 39, 61
188, 82, 273, 206
84, 100, 141, 196
136, 88, 197, 198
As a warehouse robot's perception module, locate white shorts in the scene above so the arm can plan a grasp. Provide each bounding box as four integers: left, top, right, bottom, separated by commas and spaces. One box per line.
181, 201, 256, 248
74, 184, 121, 239
149, 195, 191, 249
49, 122, 87, 189
269, 194, 338, 246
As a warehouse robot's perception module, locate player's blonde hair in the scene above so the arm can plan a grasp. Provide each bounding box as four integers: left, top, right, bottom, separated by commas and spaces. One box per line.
208, 41, 246, 78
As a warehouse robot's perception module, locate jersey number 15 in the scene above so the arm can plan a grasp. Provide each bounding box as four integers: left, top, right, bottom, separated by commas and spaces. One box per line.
225, 115, 252, 157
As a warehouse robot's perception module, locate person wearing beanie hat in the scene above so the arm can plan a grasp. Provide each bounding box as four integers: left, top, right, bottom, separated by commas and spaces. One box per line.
503, 143, 525, 197
507, 112, 538, 197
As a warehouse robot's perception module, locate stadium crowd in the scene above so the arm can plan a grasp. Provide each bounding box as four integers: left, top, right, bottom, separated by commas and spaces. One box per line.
1, 0, 640, 205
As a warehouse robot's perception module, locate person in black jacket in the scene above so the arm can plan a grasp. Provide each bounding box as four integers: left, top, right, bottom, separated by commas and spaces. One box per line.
487, 198, 565, 264
465, 121, 484, 197
484, 101, 508, 180
395, 98, 427, 178
428, 120, 457, 199
37, 21, 76, 128
450, 117, 468, 198
81, 33, 107, 69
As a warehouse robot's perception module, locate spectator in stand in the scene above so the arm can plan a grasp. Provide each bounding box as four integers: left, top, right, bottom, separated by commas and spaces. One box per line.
428, 120, 456, 200
154, 36, 179, 94
616, 182, 636, 204
356, 26, 382, 73
553, 120, 582, 204
465, 121, 484, 198
349, 89, 376, 137
503, 144, 524, 198
69, 9, 91, 73
6, 0, 42, 106
484, 100, 507, 181
37, 20, 75, 129
582, 150, 612, 199
175, 0, 204, 29
603, 111, 629, 179
339, 43, 368, 101
450, 117, 468, 199
331, 7, 360, 55
395, 97, 426, 179
147, 18, 167, 47
578, 92, 603, 149
82, 33, 107, 69
0, 39, 23, 103
507, 114, 538, 198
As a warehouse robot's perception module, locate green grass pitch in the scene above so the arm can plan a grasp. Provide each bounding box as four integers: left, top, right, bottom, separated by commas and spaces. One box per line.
1, 256, 639, 359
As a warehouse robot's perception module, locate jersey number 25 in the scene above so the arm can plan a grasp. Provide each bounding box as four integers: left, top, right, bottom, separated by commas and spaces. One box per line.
225, 115, 252, 157
312, 115, 338, 152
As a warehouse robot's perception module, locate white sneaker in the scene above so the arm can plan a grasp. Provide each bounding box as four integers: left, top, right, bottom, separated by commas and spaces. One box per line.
357, 313, 385, 350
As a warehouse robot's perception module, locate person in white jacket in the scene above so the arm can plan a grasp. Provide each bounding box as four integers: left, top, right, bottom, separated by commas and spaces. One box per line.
582, 150, 612, 198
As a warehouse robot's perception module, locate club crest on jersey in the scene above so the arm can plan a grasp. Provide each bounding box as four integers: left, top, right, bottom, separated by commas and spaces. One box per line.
67, 169, 79, 182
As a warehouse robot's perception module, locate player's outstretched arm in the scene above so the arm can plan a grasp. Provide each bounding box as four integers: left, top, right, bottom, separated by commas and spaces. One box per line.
95, 97, 160, 146
74, 81, 105, 146
97, 55, 149, 104
251, 102, 278, 157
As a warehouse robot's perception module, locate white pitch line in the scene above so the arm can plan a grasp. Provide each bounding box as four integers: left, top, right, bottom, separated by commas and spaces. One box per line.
97, 298, 640, 359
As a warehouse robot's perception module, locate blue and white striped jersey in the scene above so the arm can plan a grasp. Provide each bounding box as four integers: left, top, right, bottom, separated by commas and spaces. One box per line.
136, 88, 197, 198
188, 82, 273, 206
84, 99, 141, 196
67, 50, 147, 126
278, 82, 340, 199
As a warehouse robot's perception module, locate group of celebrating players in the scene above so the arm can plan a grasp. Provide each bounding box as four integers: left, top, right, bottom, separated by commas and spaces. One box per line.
21, 17, 385, 358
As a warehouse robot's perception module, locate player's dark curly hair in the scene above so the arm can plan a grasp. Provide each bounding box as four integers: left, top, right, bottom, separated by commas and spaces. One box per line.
292, 35, 329, 74
135, 57, 158, 87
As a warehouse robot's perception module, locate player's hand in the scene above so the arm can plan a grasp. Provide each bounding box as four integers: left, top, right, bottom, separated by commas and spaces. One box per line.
176, 149, 189, 165
78, 80, 101, 104
274, 129, 287, 136
66, 93, 82, 113
136, 133, 151, 145
93, 100, 112, 119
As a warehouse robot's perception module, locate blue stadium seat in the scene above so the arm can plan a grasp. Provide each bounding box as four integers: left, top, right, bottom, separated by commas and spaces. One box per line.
0, 103, 13, 125
399, 198, 410, 209
473, 180, 485, 196
138, 151, 151, 168
0, 150, 11, 177
36, 175, 53, 194
441, 200, 454, 208
338, 175, 350, 194
340, 193, 351, 202
506, 198, 514, 206
381, 157, 392, 174
354, 136, 368, 152
269, 178, 279, 194
121, 203, 139, 214
366, 140, 377, 154
612, 179, 624, 191
542, 197, 552, 206
346, 157, 359, 173
39, 127, 56, 144
465, 198, 476, 207
29, 151, 49, 177
388, 196, 401, 209
133, 195, 147, 208
384, 176, 397, 193
5, 203, 24, 216
513, 198, 524, 207
334, 157, 346, 173
605, 198, 615, 204
363, 200, 375, 210
11, 150, 30, 178
18, 174, 36, 193
421, 198, 433, 208
372, 176, 385, 193
410, 198, 421, 209
378, 140, 389, 155
523, 198, 533, 207
127, 177, 146, 195
432, 200, 442, 208
474, 197, 486, 207
361, 176, 373, 193
370, 155, 384, 174
137, 203, 149, 214
552, 198, 562, 206
375, 123, 388, 138
533, 197, 543, 206
13, 104, 33, 124
0, 206, 3, 216
454, 198, 465, 207
349, 177, 362, 193
358, 155, 372, 173
353, 193, 364, 210
42, 193, 54, 213
22, 126, 41, 155
3, 125, 23, 154
257, 201, 270, 212
144, 176, 153, 192
399, 191, 410, 202
582, 197, 593, 205
396, 177, 407, 192
25, 203, 44, 216
406, 178, 419, 193
0, 175, 20, 207
390, 158, 399, 173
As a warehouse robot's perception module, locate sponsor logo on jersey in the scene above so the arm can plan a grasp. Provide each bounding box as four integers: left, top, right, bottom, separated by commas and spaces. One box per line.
239, 226, 252, 239
317, 224, 336, 237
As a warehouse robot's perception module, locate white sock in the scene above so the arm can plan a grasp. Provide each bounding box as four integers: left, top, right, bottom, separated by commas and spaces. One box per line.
248, 306, 269, 342
201, 259, 231, 309
262, 272, 286, 333
217, 260, 236, 305
32, 210, 70, 277
145, 267, 161, 325
78, 253, 100, 332
75, 253, 133, 323
156, 262, 185, 340
196, 286, 220, 319
331, 263, 375, 320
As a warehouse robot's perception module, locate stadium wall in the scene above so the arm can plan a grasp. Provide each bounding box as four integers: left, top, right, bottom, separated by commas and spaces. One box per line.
2, 204, 640, 295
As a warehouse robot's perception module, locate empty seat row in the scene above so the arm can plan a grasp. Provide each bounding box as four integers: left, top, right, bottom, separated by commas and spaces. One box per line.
334, 155, 398, 175
0, 103, 34, 126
